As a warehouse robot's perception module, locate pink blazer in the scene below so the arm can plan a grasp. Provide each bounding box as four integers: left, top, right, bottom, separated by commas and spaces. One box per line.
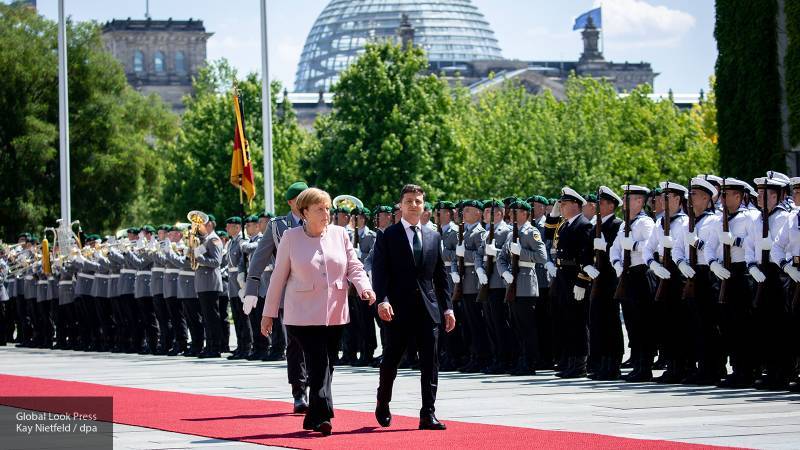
263, 225, 372, 326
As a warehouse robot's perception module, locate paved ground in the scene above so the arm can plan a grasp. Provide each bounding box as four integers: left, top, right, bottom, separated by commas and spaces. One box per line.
1, 340, 799, 450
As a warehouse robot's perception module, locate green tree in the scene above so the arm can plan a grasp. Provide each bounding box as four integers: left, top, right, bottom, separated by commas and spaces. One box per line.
160, 59, 308, 222
303, 41, 461, 208
0, 3, 178, 240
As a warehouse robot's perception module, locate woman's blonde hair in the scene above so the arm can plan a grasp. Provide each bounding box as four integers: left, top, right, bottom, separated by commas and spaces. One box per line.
295, 187, 332, 217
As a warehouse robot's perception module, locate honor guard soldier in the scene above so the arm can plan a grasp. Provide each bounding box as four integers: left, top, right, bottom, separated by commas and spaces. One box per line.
193, 214, 224, 358
351, 206, 378, 366
150, 225, 172, 355
434, 201, 465, 371
610, 185, 657, 382
773, 176, 800, 392
161, 227, 187, 356
496, 199, 548, 375
126, 225, 159, 354
225, 216, 250, 360
163, 226, 204, 356
544, 187, 594, 378
107, 228, 138, 353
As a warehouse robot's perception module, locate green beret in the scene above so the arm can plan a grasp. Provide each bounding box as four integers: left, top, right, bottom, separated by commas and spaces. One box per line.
207, 214, 216, 223
510, 200, 532, 211
168, 226, 178, 232
17, 232, 31, 240
217, 230, 229, 238
423, 201, 433, 211
502, 196, 517, 206
462, 199, 482, 209
483, 199, 503, 209
225, 216, 242, 225
157, 224, 171, 231
435, 200, 455, 210
585, 193, 598, 203
140, 224, 155, 233
336, 206, 352, 215
376, 205, 393, 214
29, 234, 40, 243
258, 212, 273, 219
548, 198, 558, 205
285, 181, 308, 201
127, 227, 141, 234
245, 215, 259, 223
352, 207, 369, 216
391, 205, 400, 212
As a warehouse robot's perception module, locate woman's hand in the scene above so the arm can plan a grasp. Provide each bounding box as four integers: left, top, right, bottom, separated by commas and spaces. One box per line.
260, 316, 273, 337
361, 289, 376, 305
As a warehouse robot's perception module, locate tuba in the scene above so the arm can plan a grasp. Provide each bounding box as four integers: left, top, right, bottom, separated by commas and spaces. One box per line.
187, 210, 208, 270
332, 195, 364, 227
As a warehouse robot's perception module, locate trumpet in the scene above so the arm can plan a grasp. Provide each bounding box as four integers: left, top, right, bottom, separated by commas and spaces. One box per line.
187, 210, 208, 270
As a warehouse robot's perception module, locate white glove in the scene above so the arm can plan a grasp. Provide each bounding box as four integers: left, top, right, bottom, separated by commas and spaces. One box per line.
549, 200, 561, 217
510, 241, 521, 255
748, 265, 766, 283
710, 261, 730, 280
593, 237, 607, 252
242, 295, 259, 315
450, 272, 461, 284
613, 261, 623, 278
484, 242, 498, 257
161, 240, 171, 251
476, 267, 489, 285
502, 271, 514, 284
94, 251, 102, 259
678, 260, 695, 279
649, 261, 671, 280
717, 231, 734, 246
759, 237, 773, 252
236, 272, 245, 288
545, 261, 557, 278
367, 270, 372, 282
573, 285, 586, 301
193, 245, 206, 258
686, 231, 700, 248
455, 244, 465, 257
237, 288, 245, 300
784, 264, 800, 283
660, 235, 674, 249
621, 237, 636, 251
583, 264, 600, 280
355, 248, 363, 259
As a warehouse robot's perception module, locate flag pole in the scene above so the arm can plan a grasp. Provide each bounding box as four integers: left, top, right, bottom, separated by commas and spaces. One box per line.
236, 87, 249, 276
260, 0, 275, 214
58, 0, 71, 225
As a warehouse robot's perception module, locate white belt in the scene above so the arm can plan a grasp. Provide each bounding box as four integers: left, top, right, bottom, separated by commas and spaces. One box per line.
120, 269, 136, 274
78, 273, 95, 280
165, 268, 180, 274
151, 267, 165, 273
24, 276, 33, 280
95, 274, 110, 279
518, 261, 536, 269
464, 262, 475, 267
109, 274, 120, 279
443, 262, 452, 267
37, 280, 48, 285
179, 270, 195, 277
264, 264, 274, 272
136, 271, 150, 276
59, 280, 73, 286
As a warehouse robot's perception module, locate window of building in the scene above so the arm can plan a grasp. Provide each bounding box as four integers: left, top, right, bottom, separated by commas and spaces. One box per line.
175, 51, 186, 74
154, 51, 165, 73
133, 50, 144, 72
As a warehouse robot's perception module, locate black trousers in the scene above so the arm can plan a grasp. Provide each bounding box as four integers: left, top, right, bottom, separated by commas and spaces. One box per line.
589, 272, 624, 362
535, 287, 554, 368
754, 264, 791, 380
25, 297, 38, 344
152, 294, 172, 352
378, 301, 440, 415
441, 298, 466, 365
36, 299, 55, 347
269, 310, 288, 358
182, 298, 204, 351
119, 294, 139, 350
76, 296, 97, 347
218, 295, 230, 351
552, 269, 589, 358
509, 297, 538, 368
137, 296, 159, 351
657, 267, 691, 366
0, 301, 9, 345
230, 296, 253, 353
485, 288, 515, 365
719, 263, 756, 379
16, 296, 32, 344
93, 298, 115, 350
620, 265, 655, 360
280, 308, 308, 387
355, 293, 377, 358
109, 297, 126, 349
198, 291, 221, 352
56, 303, 77, 347
286, 325, 343, 425
687, 266, 724, 376
248, 296, 269, 354
341, 292, 360, 358
461, 293, 490, 362
165, 297, 188, 351
5, 297, 17, 342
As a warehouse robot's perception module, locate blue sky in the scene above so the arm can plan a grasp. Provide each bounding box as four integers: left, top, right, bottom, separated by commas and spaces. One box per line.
30, 0, 716, 94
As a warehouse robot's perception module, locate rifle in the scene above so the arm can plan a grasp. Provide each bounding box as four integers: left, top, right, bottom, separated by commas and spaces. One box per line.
348, 220, 361, 298
719, 178, 731, 304
655, 182, 672, 302
614, 185, 631, 301
451, 206, 465, 303
589, 188, 603, 302
477, 201, 496, 301
682, 179, 697, 300
504, 205, 520, 303
753, 187, 769, 308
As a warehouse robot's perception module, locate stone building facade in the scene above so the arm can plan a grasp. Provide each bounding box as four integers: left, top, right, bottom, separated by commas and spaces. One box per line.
101, 18, 212, 113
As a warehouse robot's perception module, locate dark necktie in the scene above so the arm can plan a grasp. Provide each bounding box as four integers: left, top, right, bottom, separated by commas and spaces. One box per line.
411, 225, 422, 267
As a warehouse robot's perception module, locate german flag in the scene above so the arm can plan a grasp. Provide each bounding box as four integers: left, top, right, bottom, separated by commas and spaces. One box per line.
230, 88, 256, 207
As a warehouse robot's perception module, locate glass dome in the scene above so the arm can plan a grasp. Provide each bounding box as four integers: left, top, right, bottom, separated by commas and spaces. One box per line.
295, 0, 503, 92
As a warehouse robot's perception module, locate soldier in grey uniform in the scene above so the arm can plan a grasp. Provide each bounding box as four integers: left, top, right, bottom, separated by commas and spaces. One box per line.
476, 199, 514, 374
163, 233, 204, 356
216, 228, 231, 354
350, 206, 378, 366
149, 225, 172, 355
107, 228, 139, 353
225, 216, 251, 360
434, 201, 464, 371
74, 236, 98, 350
240, 217, 270, 360
162, 226, 188, 355
497, 200, 549, 375
105, 238, 125, 352
125, 225, 159, 354
451, 200, 490, 373
34, 258, 53, 348
82, 239, 113, 351
363, 205, 394, 368
527, 195, 555, 369
192, 214, 224, 358
22, 237, 39, 347
56, 254, 77, 349
242, 181, 309, 413
0, 251, 10, 345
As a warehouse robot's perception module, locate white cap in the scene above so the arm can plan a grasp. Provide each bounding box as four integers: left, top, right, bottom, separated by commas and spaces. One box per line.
598, 185, 622, 205
789, 177, 800, 187
767, 170, 790, 184
560, 186, 587, 206
690, 177, 718, 198
620, 184, 650, 196
753, 176, 787, 189
658, 181, 688, 198
697, 174, 723, 185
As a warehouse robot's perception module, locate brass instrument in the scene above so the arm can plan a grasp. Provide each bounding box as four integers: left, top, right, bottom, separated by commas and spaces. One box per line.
332, 195, 364, 212
187, 210, 209, 270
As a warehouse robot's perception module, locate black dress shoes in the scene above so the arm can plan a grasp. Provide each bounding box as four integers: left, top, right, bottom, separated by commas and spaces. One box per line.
375, 402, 391, 427
419, 413, 446, 430
293, 391, 309, 414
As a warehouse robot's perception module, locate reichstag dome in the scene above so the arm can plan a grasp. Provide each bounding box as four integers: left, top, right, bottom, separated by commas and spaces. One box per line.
294, 0, 503, 92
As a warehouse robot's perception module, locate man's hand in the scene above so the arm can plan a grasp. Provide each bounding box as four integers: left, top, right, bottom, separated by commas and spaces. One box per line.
476, 267, 489, 285
378, 302, 394, 322
450, 272, 461, 284
501, 271, 514, 284
455, 244, 465, 257
444, 311, 456, 333
361, 289, 376, 305
549, 200, 561, 218
510, 242, 522, 255
242, 295, 259, 315
261, 316, 273, 337
593, 237, 607, 252
485, 242, 498, 257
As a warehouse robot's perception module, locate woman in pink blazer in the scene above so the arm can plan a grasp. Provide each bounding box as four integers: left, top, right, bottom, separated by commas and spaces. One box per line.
262, 187, 375, 436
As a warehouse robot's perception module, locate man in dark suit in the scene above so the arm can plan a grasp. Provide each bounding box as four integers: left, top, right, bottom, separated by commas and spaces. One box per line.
372, 184, 455, 431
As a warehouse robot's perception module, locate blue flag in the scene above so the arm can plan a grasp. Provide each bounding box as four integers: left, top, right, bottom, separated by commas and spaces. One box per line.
573, 7, 602, 30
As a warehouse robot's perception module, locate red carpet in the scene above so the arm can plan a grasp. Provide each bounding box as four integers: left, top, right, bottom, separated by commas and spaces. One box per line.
0, 374, 741, 450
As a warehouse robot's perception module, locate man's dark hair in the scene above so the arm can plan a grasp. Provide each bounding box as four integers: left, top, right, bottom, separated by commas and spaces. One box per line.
400, 184, 425, 200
